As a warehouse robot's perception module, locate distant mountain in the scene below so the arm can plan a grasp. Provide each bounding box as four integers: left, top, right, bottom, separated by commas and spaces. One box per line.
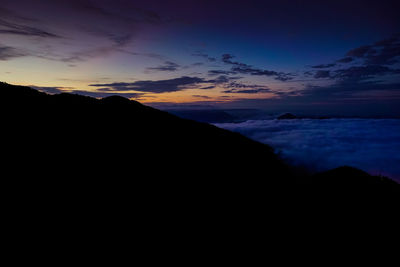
277, 113, 298, 119
1, 82, 398, 211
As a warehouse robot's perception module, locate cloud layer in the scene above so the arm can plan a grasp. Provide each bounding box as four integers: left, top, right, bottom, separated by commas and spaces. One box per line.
215, 118, 400, 181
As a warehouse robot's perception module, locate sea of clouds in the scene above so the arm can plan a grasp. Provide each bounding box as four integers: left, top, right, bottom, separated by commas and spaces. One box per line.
215, 119, 400, 181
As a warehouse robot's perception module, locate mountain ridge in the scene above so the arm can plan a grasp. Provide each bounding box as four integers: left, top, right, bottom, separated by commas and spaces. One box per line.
1, 81, 398, 204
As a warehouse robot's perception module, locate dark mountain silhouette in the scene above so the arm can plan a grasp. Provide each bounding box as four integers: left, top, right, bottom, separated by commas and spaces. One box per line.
277, 112, 298, 119
2, 81, 399, 257
2, 82, 399, 229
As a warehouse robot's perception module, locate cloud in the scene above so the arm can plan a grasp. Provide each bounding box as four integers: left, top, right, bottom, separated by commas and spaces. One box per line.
221, 81, 271, 94
59, 46, 124, 63
223, 88, 271, 94
32, 86, 72, 95
71, 90, 144, 99
365, 42, 400, 65
221, 53, 295, 81
122, 51, 166, 61
226, 81, 269, 88
146, 61, 181, 72
221, 54, 244, 65
333, 65, 398, 81
336, 57, 354, 63
89, 76, 210, 93
301, 80, 400, 100
0, 1, 177, 64
307, 35, 400, 85
89, 75, 243, 94
33, 85, 144, 99
275, 74, 295, 82
311, 63, 336, 69
215, 118, 400, 181
314, 70, 331, 78
304, 71, 313, 76
208, 70, 237, 76
192, 95, 212, 99
307, 34, 400, 81
207, 75, 240, 84
192, 52, 216, 62
0, 45, 28, 60
214, 78, 400, 117
200, 86, 216, 90
346, 45, 372, 58
0, 18, 60, 38
345, 34, 400, 65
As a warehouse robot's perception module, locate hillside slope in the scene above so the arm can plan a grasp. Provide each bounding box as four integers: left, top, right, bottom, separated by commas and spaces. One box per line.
1, 82, 398, 204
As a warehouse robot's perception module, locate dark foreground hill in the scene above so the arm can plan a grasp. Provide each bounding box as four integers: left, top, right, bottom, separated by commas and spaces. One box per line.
2, 82, 398, 198
1, 82, 399, 253
0, 84, 400, 247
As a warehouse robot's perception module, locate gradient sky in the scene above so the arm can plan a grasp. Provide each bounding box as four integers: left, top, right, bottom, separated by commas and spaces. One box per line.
1, 0, 400, 115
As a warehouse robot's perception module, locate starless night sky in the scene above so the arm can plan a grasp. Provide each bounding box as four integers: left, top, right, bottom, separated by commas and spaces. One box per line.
1, 0, 400, 116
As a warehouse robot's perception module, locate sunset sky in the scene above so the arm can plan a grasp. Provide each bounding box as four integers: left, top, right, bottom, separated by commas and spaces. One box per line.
1, 0, 399, 115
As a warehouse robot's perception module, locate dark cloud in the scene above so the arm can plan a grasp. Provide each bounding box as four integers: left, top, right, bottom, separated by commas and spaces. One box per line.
223, 88, 271, 94
0, 45, 28, 60
192, 52, 216, 62
71, 90, 145, 99
226, 81, 269, 89
314, 70, 331, 79
33, 85, 144, 99
59, 46, 123, 63
89, 75, 242, 94
89, 76, 209, 93
308, 35, 400, 84
231, 65, 294, 81
304, 71, 313, 76
0, 18, 59, 38
106, 33, 134, 47
221, 53, 294, 81
275, 73, 295, 81
221, 54, 249, 67
374, 35, 400, 46
32, 86, 72, 95
311, 63, 336, 69
146, 61, 181, 72
231, 65, 276, 77
346, 45, 372, 58
208, 70, 237, 76
207, 75, 239, 84
221, 53, 234, 62
192, 95, 212, 99
222, 81, 271, 94
299, 80, 400, 102
307, 35, 400, 85
365, 42, 400, 65
344, 35, 400, 65
333, 65, 397, 80
336, 57, 354, 63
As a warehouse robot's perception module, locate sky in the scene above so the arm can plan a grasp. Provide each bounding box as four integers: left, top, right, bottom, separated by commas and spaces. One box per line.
1, 0, 400, 116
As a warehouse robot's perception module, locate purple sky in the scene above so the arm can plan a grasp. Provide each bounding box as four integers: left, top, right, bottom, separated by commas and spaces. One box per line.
1, 0, 400, 116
